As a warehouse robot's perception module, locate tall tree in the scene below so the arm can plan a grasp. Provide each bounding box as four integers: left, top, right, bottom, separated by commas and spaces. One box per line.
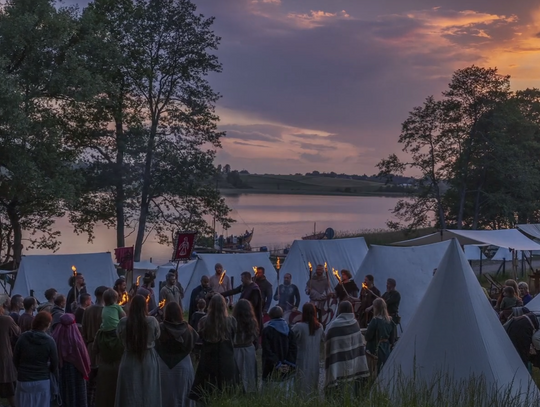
0, 0, 82, 266
70, 0, 233, 260
377, 96, 450, 230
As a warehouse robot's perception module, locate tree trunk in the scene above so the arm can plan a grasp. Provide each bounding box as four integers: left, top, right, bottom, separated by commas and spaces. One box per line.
134, 123, 157, 262
6, 203, 22, 267
115, 118, 125, 248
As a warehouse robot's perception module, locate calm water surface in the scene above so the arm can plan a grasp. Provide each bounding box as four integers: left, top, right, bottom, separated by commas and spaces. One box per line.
24, 194, 401, 264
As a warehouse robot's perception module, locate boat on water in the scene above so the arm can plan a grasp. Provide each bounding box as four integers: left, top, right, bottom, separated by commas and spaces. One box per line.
215, 229, 254, 251
302, 232, 326, 240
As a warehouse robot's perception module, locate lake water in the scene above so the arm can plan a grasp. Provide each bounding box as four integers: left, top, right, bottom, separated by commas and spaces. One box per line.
24, 194, 402, 264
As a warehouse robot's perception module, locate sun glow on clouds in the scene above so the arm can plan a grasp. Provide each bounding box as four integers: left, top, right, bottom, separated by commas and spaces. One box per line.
212, 0, 540, 173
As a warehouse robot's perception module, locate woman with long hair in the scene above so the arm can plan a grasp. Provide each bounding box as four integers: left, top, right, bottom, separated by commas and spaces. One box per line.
232, 299, 259, 393
190, 294, 239, 402
115, 294, 161, 407
291, 303, 324, 395
365, 298, 395, 375
52, 313, 91, 407
156, 302, 198, 407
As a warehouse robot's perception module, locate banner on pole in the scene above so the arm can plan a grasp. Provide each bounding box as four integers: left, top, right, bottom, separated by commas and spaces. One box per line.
173, 232, 197, 260
114, 247, 134, 271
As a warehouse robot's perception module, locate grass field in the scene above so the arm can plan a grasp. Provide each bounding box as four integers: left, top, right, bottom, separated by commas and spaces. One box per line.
220, 174, 405, 196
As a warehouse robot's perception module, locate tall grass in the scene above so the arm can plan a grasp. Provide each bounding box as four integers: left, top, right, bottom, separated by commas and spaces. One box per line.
207, 371, 539, 407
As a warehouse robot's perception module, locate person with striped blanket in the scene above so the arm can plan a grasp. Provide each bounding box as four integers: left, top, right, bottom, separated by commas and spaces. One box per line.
324, 301, 369, 394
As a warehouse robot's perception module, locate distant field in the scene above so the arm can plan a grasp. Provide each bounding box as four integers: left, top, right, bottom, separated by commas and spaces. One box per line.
220, 174, 401, 196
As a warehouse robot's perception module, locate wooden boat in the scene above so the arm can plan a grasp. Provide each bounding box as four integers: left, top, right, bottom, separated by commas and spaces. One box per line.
302, 232, 326, 240
218, 229, 254, 250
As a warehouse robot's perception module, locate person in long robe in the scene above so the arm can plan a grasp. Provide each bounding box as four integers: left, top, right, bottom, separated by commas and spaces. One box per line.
506, 311, 539, 366
94, 324, 124, 407
66, 274, 87, 313
52, 313, 91, 407
261, 306, 297, 383
365, 298, 395, 375
190, 294, 239, 402
325, 301, 369, 394
82, 285, 108, 407
115, 294, 161, 407
291, 303, 324, 396
156, 302, 198, 407
232, 299, 259, 393
0, 313, 20, 407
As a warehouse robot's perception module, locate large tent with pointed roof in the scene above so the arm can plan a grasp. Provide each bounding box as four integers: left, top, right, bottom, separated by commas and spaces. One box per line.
377, 239, 539, 402
356, 241, 451, 329
279, 238, 369, 306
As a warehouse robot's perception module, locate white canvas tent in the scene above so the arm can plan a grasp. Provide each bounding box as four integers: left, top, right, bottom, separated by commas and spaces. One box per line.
356, 241, 451, 329
377, 239, 539, 402
395, 229, 540, 251
13, 252, 118, 302
517, 224, 540, 240
172, 253, 276, 309
491, 247, 524, 261
279, 238, 369, 306
463, 245, 487, 261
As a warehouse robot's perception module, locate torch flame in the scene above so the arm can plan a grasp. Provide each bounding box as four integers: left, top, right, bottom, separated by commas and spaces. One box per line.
324, 262, 328, 273
333, 268, 341, 283
72, 265, 77, 276
219, 270, 226, 285
362, 282, 368, 290
159, 299, 166, 309
119, 292, 129, 306
252, 266, 257, 275
146, 295, 150, 304
308, 262, 312, 272
276, 257, 280, 270
136, 275, 141, 286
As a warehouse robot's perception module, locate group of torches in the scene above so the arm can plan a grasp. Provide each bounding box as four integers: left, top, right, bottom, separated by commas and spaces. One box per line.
307, 261, 377, 298
72, 265, 166, 309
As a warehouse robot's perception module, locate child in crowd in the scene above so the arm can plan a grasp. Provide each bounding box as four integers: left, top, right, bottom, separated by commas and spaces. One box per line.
190, 299, 206, 330
498, 286, 519, 324
101, 289, 126, 332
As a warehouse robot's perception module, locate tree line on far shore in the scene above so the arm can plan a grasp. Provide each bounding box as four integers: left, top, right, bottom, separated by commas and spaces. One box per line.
0, 0, 233, 267
378, 66, 540, 232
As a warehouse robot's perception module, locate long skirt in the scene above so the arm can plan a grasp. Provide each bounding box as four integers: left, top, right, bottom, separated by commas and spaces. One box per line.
60, 362, 87, 407
234, 345, 257, 393
115, 348, 161, 407
159, 356, 195, 407
95, 361, 120, 407
15, 379, 50, 407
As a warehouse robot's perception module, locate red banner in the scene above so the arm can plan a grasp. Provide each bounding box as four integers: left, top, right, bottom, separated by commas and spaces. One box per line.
115, 247, 134, 271
174, 232, 197, 260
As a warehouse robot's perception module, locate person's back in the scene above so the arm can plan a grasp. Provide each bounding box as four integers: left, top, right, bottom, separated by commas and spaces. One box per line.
500, 295, 519, 311
261, 307, 297, 381
14, 325, 57, 382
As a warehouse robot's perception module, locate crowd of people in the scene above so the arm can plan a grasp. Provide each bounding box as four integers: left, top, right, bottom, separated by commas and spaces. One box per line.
0, 263, 402, 407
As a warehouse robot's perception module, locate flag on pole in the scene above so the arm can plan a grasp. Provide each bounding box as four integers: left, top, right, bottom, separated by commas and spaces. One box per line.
115, 247, 134, 271
173, 232, 197, 260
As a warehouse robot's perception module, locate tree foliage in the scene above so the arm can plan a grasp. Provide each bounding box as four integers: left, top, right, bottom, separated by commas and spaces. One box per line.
379, 66, 540, 231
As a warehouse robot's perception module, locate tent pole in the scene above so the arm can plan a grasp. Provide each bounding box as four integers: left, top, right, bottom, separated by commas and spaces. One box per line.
479, 252, 483, 276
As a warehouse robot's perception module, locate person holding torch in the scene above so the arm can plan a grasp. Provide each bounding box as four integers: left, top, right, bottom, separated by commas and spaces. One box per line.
305, 264, 331, 322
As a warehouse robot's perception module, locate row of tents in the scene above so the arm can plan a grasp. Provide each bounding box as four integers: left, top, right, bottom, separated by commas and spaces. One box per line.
5, 227, 540, 400
7, 226, 540, 331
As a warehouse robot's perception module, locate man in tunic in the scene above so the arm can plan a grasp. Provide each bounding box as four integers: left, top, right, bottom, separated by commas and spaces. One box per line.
273, 273, 301, 313
17, 297, 36, 333
255, 266, 273, 314
221, 272, 263, 331
66, 273, 87, 313
382, 278, 401, 325
37, 288, 57, 313
358, 274, 381, 328
189, 275, 213, 322
305, 264, 330, 321
209, 263, 232, 306
334, 269, 360, 302
160, 272, 184, 305
8, 295, 23, 324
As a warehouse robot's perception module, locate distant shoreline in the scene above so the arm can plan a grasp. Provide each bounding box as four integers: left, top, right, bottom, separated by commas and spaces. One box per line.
219, 188, 409, 197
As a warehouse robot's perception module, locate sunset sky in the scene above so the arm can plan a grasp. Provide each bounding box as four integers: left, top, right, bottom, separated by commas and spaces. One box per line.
71, 0, 540, 175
